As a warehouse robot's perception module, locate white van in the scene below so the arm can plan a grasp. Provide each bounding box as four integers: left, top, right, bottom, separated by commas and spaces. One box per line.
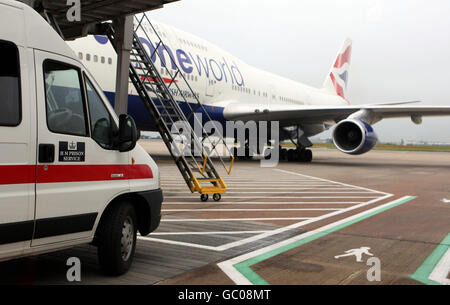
0, 0, 162, 275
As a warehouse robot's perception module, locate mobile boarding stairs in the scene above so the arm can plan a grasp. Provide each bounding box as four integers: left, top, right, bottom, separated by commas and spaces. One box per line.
104, 14, 235, 202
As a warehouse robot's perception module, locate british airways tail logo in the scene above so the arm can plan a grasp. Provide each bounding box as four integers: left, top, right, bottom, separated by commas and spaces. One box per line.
329, 72, 345, 98
334, 45, 352, 69
329, 44, 351, 100
338, 71, 348, 87
93, 35, 245, 87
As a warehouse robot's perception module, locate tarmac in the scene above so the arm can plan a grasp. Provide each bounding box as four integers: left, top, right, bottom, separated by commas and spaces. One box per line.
0, 140, 449, 285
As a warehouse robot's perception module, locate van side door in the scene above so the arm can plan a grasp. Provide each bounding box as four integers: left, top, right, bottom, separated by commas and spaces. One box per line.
33, 50, 130, 246
0, 38, 36, 257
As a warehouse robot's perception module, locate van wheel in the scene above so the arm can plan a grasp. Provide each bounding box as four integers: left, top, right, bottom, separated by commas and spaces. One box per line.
97, 202, 137, 276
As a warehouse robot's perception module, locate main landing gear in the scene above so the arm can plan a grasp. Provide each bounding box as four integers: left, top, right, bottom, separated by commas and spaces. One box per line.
280, 147, 313, 163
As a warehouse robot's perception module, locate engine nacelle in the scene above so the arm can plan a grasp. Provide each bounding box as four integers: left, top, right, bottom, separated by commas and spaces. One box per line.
332, 119, 378, 155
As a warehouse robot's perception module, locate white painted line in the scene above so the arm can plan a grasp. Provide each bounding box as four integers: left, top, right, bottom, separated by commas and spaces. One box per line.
428, 248, 450, 285
151, 169, 391, 252
161, 217, 313, 222
150, 230, 269, 236
213, 191, 373, 194
273, 169, 390, 195
138, 236, 218, 251
213, 194, 392, 251
163, 201, 364, 205
218, 196, 411, 285
161, 177, 326, 183
164, 185, 362, 191
163, 208, 342, 212
165, 191, 375, 194
165, 196, 382, 199
162, 183, 341, 186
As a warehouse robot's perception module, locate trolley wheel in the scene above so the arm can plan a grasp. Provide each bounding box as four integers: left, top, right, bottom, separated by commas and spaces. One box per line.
200, 194, 209, 202
213, 193, 222, 202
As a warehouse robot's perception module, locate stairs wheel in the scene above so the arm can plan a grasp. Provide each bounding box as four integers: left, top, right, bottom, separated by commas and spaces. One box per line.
200, 194, 209, 202
213, 193, 222, 202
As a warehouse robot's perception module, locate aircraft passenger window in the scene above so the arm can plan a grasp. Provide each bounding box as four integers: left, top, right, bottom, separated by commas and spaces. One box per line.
0, 40, 21, 126
43, 60, 88, 136
108, 57, 112, 65
94, 55, 98, 63
86, 54, 91, 61
78, 52, 83, 60
101, 56, 105, 64
195, 76, 198, 82
84, 75, 114, 149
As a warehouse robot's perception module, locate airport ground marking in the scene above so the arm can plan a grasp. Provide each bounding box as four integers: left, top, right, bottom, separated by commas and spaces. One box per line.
165, 196, 382, 199
163, 208, 342, 212
410, 233, 450, 285
218, 195, 417, 285
213, 194, 391, 252
149, 231, 270, 236
166, 191, 377, 194
273, 169, 388, 194
163, 201, 363, 205
161, 217, 313, 222
162, 183, 349, 186
153, 170, 390, 251
138, 236, 218, 251
164, 186, 364, 192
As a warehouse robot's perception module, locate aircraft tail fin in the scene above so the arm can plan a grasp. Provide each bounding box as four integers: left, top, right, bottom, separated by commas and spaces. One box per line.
322, 38, 352, 102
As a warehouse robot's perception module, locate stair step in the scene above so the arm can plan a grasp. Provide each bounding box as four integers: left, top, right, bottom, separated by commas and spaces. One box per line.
196, 186, 226, 194
196, 178, 221, 182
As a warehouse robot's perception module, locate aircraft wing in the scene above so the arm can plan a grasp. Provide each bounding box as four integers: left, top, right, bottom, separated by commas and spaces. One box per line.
223, 102, 450, 126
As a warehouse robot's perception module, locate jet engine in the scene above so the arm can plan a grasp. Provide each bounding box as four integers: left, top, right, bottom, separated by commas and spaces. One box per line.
332, 119, 378, 155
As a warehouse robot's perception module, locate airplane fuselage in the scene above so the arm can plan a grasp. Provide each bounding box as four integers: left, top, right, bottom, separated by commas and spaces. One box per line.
68, 20, 347, 136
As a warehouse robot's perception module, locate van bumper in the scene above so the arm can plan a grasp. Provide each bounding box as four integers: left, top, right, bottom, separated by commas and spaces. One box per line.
137, 188, 163, 236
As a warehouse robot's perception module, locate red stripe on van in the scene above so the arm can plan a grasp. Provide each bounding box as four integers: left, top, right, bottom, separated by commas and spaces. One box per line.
36, 164, 153, 183
0, 165, 35, 185
0, 164, 153, 185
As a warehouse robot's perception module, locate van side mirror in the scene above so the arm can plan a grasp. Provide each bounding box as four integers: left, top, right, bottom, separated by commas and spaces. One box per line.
117, 114, 137, 152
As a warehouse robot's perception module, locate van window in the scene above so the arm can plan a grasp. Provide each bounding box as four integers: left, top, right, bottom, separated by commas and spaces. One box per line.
84, 75, 114, 149
0, 40, 21, 126
43, 60, 88, 136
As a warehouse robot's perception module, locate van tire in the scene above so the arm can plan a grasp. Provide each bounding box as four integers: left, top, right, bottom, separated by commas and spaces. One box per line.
97, 202, 137, 276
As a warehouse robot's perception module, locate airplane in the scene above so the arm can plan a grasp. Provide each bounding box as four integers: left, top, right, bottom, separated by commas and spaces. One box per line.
67, 19, 450, 162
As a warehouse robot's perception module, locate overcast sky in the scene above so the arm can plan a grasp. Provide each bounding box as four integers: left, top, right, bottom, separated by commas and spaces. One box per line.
149, 0, 450, 143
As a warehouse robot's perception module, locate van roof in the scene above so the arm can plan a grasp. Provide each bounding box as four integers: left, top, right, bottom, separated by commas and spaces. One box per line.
0, 0, 77, 60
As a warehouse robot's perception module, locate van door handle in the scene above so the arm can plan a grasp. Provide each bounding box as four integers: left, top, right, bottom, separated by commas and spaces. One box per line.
39, 144, 55, 163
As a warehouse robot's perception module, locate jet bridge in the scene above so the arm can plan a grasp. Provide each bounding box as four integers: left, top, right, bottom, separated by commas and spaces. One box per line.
17, 0, 234, 201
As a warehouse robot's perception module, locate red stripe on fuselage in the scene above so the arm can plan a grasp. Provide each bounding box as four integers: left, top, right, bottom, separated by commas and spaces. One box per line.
0, 164, 153, 185
140, 76, 178, 84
